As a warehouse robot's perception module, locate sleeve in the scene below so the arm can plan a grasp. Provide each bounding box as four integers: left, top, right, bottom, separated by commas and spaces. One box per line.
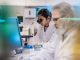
28, 33, 61, 60
44, 21, 56, 42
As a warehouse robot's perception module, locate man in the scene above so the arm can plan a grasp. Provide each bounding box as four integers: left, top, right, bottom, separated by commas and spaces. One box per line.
52, 2, 80, 60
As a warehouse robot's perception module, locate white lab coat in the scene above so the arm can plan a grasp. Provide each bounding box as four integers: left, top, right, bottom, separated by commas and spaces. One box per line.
29, 29, 62, 60
54, 29, 77, 60
35, 20, 56, 43
28, 29, 78, 60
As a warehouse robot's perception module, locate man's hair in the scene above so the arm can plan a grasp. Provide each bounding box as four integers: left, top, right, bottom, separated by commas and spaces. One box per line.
53, 2, 76, 30
53, 2, 74, 18
38, 9, 52, 19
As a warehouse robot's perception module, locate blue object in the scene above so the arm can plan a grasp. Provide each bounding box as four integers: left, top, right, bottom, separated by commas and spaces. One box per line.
0, 19, 5, 23
6, 17, 22, 50
24, 45, 33, 49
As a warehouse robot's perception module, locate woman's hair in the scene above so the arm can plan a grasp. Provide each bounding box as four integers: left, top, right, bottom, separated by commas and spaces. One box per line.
53, 2, 74, 18
38, 9, 52, 19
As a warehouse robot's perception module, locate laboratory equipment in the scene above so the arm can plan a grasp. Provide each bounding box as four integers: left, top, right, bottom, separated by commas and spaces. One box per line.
17, 16, 23, 24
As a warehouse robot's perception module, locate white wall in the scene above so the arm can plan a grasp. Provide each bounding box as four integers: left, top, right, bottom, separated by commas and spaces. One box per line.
0, 0, 25, 6
10, 6, 24, 16
0, 0, 80, 6
26, 0, 80, 6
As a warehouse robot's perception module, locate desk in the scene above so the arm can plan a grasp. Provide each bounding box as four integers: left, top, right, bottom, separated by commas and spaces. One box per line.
10, 43, 43, 60
10, 49, 38, 60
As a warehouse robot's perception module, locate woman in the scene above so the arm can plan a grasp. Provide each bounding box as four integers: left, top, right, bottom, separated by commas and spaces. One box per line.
34, 8, 55, 43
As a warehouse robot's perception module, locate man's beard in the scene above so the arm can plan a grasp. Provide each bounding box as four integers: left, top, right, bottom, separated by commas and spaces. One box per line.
56, 26, 66, 35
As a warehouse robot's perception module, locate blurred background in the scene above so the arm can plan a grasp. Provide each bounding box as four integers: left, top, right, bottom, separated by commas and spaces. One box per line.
0, 0, 80, 60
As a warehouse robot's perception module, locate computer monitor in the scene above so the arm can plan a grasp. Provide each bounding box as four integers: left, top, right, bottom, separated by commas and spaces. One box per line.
5, 17, 22, 50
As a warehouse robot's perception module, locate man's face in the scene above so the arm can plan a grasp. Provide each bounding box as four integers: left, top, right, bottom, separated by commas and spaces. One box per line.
52, 10, 64, 29
38, 15, 49, 27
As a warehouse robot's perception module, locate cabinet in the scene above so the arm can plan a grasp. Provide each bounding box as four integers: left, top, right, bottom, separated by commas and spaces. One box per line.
24, 8, 36, 18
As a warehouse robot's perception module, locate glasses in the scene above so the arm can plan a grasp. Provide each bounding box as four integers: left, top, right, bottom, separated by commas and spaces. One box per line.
52, 18, 60, 21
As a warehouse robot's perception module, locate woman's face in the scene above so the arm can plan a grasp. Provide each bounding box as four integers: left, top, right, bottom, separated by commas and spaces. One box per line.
38, 15, 49, 27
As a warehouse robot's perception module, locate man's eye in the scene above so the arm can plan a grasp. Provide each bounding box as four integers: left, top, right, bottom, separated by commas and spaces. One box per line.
53, 18, 59, 21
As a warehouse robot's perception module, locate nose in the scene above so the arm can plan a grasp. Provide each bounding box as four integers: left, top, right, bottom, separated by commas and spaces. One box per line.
40, 22, 43, 26
54, 21, 57, 24
54, 21, 58, 28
